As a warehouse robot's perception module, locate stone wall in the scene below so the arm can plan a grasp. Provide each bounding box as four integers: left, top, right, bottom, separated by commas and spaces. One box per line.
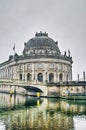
0, 58, 72, 84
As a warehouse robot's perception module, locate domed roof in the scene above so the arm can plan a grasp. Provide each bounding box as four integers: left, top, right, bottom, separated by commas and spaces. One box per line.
23, 31, 61, 56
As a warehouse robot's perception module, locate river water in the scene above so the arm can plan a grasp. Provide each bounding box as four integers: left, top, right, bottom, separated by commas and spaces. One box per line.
0, 93, 86, 130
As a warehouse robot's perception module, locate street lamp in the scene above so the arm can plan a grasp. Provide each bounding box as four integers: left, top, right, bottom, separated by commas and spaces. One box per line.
83, 71, 85, 81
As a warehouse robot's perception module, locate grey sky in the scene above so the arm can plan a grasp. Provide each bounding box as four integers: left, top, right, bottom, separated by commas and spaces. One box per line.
0, 0, 86, 80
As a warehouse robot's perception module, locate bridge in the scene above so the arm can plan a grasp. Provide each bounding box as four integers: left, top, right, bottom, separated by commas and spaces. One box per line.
0, 80, 86, 97
0, 81, 49, 96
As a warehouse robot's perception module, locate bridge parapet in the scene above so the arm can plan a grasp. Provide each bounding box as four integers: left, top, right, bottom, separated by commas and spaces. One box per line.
47, 81, 86, 86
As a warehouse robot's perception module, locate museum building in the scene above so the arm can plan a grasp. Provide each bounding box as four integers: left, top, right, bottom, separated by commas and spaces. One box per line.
0, 32, 73, 84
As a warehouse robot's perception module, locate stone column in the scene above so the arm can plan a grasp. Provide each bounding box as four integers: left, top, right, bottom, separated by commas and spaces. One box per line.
62, 65, 64, 81
32, 63, 35, 82
16, 65, 19, 81
13, 66, 16, 81
34, 64, 37, 83
44, 64, 47, 83
54, 72, 57, 82
22, 64, 25, 81
24, 64, 27, 81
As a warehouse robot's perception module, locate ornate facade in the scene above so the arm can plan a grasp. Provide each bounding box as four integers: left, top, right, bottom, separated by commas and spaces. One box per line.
0, 32, 73, 84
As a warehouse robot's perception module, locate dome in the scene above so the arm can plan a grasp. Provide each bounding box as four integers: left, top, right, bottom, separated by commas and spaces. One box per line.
23, 32, 61, 56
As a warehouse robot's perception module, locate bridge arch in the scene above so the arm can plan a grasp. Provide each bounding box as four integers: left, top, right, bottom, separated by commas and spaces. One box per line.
23, 85, 48, 96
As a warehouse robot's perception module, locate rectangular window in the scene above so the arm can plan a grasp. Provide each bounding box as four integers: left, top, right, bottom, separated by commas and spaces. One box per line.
37, 64, 43, 68
49, 64, 54, 69
19, 65, 23, 70
59, 64, 63, 70
27, 64, 31, 70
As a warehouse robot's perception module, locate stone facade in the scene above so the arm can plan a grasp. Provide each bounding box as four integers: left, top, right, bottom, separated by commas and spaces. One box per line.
0, 32, 73, 84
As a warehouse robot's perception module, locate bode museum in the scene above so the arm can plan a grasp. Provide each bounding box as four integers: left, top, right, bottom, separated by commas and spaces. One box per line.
0, 31, 73, 84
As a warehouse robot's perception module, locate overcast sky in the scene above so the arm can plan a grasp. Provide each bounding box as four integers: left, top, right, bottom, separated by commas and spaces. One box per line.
0, 0, 86, 80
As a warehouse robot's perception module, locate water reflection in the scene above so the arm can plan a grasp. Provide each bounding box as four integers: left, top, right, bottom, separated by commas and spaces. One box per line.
0, 93, 86, 130
0, 93, 26, 111
0, 121, 5, 130
74, 116, 86, 130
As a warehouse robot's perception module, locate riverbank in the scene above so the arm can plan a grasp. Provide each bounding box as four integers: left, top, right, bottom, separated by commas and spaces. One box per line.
60, 95, 86, 100
1, 90, 86, 100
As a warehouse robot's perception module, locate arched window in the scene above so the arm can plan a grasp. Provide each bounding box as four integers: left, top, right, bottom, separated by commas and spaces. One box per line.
37, 73, 43, 82
49, 73, 54, 82
27, 73, 31, 81
20, 74, 22, 81
66, 74, 68, 81
59, 73, 63, 81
